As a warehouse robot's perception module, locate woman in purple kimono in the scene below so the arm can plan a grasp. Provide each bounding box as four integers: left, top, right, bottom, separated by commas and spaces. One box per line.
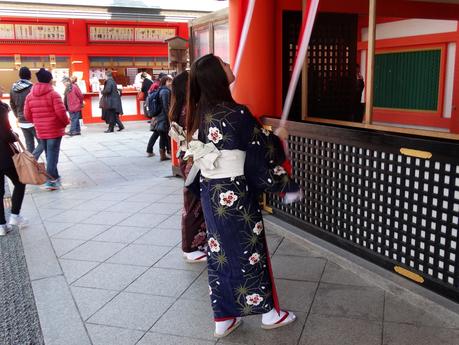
186, 54, 302, 338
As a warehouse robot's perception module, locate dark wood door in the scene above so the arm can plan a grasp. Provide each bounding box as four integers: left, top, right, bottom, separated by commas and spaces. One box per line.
307, 13, 358, 121
282, 11, 302, 122
282, 12, 358, 122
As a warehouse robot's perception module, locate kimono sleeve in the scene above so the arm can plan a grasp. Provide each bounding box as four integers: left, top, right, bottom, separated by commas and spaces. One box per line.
241, 108, 299, 194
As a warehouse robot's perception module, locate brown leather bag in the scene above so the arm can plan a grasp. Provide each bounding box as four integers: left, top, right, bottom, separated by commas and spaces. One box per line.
9, 138, 48, 185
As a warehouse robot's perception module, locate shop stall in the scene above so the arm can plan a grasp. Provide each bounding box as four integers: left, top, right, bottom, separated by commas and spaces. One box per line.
0, 17, 188, 123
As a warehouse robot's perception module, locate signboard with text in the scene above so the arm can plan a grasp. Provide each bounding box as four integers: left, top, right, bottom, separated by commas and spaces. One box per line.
88, 25, 176, 43
0, 23, 67, 42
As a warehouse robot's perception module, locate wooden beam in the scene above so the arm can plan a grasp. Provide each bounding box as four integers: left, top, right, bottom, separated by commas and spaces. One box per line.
286, 116, 459, 142
364, 0, 376, 124
318, 0, 459, 21
357, 32, 459, 50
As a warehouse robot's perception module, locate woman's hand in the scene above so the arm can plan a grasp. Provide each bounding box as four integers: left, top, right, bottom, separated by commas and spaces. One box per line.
274, 127, 289, 140
283, 189, 303, 204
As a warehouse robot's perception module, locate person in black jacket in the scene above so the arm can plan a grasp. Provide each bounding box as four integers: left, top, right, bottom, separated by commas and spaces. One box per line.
140, 73, 153, 100
10, 67, 44, 159
140, 73, 153, 116
100, 70, 124, 133
0, 86, 27, 235
146, 75, 172, 160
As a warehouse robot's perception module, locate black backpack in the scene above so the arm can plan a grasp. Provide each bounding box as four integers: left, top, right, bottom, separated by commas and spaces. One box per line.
146, 88, 162, 118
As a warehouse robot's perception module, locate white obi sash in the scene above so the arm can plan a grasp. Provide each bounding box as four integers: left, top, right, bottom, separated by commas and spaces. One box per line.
168, 122, 188, 154
184, 140, 246, 186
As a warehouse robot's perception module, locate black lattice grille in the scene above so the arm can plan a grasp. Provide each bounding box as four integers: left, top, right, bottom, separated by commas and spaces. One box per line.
266, 119, 459, 301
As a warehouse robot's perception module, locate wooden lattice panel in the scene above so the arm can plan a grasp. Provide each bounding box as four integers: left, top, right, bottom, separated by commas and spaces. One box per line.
265, 120, 459, 302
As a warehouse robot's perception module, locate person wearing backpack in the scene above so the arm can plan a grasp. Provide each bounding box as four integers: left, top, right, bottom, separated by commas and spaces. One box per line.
148, 73, 165, 94
139, 73, 153, 116
145, 73, 165, 118
146, 75, 172, 160
10, 67, 44, 159
145, 86, 161, 119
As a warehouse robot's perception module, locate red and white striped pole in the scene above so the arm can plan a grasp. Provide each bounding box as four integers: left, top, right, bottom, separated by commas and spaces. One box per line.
231, 0, 256, 89
279, 0, 320, 128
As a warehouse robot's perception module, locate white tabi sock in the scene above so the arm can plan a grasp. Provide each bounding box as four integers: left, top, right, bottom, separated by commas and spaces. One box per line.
183, 250, 206, 261
262, 308, 287, 325
215, 318, 241, 335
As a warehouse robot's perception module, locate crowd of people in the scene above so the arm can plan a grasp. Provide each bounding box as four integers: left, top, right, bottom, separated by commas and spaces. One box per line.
0, 55, 302, 339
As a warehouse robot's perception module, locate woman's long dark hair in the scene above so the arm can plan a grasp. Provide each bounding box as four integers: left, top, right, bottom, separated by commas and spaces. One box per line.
169, 71, 188, 124
186, 54, 235, 141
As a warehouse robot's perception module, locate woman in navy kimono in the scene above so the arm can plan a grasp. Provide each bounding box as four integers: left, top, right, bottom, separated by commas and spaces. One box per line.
186, 54, 302, 338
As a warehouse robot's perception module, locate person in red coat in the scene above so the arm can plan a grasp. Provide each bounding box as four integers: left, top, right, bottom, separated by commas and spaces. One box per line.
63, 76, 84, 136
24, 68, 69, 190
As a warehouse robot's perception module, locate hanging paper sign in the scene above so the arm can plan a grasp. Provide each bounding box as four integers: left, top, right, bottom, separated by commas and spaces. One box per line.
0, 23, 67, 41
89, 26, 134, 42
0, 24, 14, 39
88, 25, 176, 43
134, 27, 176, 42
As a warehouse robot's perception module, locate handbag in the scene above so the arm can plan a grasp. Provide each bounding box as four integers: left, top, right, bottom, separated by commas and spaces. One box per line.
99, 95, 108, 109
149, 117, 158, 131
9, 138, 48, 185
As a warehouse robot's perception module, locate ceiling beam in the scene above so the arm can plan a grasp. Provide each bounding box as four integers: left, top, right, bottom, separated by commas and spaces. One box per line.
0, 1, 213, 22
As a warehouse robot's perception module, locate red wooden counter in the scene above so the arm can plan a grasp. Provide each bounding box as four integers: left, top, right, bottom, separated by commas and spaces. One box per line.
82, 90, 147, 124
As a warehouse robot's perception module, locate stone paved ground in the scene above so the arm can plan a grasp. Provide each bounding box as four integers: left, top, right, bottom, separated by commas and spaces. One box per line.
5, 121, 459, 345
0, 189, 44, 345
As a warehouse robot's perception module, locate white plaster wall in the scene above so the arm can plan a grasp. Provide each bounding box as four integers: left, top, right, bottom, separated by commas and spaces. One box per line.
362, 19, 458, 41
443, 42, 456, 118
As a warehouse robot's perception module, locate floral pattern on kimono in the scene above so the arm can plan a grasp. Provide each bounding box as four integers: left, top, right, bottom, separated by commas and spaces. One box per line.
195, 103, 299, 320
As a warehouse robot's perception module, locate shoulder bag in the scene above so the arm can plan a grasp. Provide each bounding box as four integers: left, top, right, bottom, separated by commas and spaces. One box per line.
9, 138, 48, 185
